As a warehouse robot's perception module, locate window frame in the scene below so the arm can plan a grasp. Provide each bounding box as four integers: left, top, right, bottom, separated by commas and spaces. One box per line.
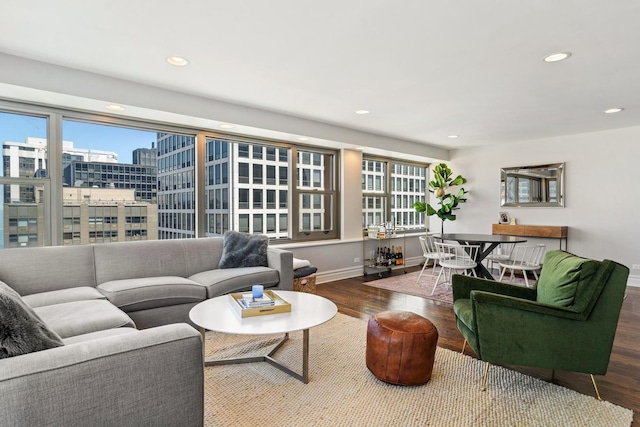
1, 99, 342, 246
361, 155, 429, 232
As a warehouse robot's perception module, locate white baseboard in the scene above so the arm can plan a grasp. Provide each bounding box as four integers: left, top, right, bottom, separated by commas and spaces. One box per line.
315, 259, 640, 288
315, 257, 423, 284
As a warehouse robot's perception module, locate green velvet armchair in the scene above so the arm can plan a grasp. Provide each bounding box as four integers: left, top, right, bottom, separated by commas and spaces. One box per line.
452, 250, 629, 399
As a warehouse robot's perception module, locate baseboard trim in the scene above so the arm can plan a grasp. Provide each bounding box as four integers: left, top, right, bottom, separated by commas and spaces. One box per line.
315, 259, 640, 288
315, 257, 423, 284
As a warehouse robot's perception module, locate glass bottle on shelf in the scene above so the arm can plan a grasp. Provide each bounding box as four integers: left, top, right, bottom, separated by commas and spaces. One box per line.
396, 245, 404, 265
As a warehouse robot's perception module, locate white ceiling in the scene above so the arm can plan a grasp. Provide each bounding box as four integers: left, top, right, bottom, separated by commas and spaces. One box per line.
1, 0, 639, 152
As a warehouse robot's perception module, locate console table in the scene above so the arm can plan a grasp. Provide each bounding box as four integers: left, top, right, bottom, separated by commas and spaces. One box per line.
492, 224, 568, 250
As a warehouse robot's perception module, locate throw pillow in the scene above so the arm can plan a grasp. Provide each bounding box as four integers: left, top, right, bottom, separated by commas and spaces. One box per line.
0, 281, 64, 359
536, 250, 596, 307
218, 231, 269, 269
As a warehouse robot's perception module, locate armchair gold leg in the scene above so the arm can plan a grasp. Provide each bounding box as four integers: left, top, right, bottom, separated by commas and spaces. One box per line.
461, 340, 467, 354
480, 362, 490, 391
590, 374, 602, 401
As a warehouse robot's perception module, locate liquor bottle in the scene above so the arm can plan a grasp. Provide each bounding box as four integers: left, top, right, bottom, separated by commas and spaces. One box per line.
396, 246, 404, 265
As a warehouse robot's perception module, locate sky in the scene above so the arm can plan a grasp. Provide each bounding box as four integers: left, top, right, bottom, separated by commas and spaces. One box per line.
0, 112, 156, 164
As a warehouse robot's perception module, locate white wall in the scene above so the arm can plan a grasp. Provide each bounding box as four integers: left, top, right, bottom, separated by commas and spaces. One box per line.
444, 126, 640, 284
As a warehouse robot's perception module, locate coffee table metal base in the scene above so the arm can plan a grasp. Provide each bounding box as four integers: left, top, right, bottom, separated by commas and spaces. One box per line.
200, 328, 310, 384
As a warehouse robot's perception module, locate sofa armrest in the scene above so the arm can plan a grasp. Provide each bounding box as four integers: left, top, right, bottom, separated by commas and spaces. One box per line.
267, 247, 294, 290
0, 324, 204, 427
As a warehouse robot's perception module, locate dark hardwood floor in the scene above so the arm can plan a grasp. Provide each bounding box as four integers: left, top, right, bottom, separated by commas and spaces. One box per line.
315, 266, 640, 425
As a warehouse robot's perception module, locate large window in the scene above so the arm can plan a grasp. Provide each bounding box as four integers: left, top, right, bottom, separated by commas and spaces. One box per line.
1, 102, 340, 247
362, 157, 427, 230
62, 120, 169, 243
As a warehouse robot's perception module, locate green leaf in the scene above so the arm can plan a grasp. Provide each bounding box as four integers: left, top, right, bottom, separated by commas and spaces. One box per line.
450, 175, 467, 186
413, 201, 426, 212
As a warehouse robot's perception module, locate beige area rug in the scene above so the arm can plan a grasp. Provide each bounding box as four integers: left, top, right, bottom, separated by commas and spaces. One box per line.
203, 313, 632, 427
364, 268, 533, 304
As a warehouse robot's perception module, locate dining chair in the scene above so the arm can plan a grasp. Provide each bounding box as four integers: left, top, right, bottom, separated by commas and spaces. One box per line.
433, 241, 478, 295
498, 243, 546, 287
417, 235, 450, 282
485, 242, 516, 274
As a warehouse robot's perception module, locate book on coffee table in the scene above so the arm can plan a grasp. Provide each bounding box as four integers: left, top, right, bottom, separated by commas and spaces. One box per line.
229, 290, 291, 318
239, 293, 275, 308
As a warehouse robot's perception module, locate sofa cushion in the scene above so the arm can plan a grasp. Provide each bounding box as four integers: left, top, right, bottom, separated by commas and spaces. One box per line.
218, 231, 268, 269
0, 245, 97, 296
34, 300, 135, 339
97, 276, 206, 312
189, 267, 280, 298
0, 281, 64, 358
62, 327, 139, 345
453, 298, 474, 332
536, 250, 597, 307
181, 237, 225, 276
93, 240, 189, 284
22, 287, 106, 308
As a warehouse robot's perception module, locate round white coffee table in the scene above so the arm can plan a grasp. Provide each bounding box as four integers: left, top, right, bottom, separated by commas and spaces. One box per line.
189, 290, 337, 383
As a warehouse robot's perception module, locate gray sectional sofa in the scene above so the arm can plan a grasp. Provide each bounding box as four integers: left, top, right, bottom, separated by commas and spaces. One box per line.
0, 236, 294, 426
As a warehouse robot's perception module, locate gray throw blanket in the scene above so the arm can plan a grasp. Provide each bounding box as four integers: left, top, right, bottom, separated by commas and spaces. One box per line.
0, 281, 64, 359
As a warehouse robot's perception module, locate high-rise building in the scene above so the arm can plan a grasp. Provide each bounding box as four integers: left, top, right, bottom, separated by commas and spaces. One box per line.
63, 161, 157, 202
2, 137, 49, 203
61, 188, 157, 246
157, 136, 292, 239
202, 140, 291, 239
133, 143, 157, 167
156, 133, 196, 239
2, 136, 158, 247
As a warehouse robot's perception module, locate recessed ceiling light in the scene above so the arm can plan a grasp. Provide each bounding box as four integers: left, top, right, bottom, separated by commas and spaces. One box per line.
166, 56, 190, 66
542, 52, 572, 63
105, 104, 125, 111
604, 107, 624, 114
219, 124, 234, 129
448, 135, 459, 139
355, 110, 370, 115
354, 146, 365, 151
297, 137, 308, 141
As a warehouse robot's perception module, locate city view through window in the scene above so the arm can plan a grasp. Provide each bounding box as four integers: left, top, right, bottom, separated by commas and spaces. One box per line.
1, 110, 344, 248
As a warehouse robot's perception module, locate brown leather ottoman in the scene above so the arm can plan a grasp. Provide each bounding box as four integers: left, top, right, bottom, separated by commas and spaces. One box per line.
366, 311, 438, 386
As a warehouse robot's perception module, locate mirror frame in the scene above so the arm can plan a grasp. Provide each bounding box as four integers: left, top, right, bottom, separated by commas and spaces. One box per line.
500, 162, 564, 207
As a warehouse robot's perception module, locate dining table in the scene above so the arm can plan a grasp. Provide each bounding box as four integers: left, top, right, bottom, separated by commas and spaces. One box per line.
433, 233, 527, 280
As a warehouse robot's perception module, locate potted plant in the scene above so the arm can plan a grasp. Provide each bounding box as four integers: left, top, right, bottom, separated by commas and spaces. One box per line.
414, 163, 468, 234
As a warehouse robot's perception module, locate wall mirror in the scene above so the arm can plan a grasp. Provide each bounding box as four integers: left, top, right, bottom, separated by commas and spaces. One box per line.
500, 162, 564, 207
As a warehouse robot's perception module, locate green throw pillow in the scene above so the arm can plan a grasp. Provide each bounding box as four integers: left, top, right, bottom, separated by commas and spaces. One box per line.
536, 250, 596, 307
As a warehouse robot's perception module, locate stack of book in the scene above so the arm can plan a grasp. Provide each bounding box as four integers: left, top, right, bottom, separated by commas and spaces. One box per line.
239, 293, 275, 309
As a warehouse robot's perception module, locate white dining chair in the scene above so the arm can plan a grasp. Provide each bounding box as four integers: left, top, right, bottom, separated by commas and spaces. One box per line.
433, 241, 479, 295
417, 235, 451, 282
485, 242, 516, 274
498, 244, 546, 287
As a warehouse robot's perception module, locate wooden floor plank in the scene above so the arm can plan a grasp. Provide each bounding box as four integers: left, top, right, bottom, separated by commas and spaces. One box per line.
316, 267, 640, 425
